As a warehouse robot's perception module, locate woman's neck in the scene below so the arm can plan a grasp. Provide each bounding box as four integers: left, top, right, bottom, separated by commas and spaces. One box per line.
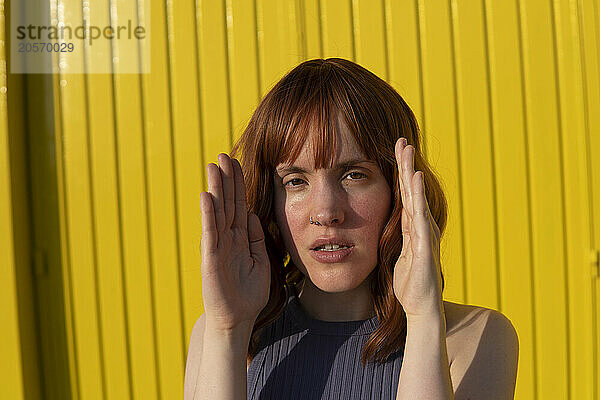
293, 275, 376, 321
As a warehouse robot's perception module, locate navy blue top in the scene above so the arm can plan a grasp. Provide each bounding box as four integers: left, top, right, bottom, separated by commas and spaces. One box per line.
247, 286, 404, 399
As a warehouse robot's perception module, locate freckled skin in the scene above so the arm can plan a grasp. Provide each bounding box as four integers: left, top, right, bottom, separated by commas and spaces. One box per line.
273, 119, 392, 321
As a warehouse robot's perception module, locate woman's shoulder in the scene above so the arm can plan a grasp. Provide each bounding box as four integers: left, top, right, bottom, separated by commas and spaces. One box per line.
443, 300, 491, 332
443, 300, 517, 364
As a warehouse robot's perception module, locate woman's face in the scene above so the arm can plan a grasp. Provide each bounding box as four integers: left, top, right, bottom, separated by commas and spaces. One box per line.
273, 117, 392, 293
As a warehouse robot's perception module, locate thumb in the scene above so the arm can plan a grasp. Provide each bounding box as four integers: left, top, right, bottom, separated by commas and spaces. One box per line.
248, 213, 269, 265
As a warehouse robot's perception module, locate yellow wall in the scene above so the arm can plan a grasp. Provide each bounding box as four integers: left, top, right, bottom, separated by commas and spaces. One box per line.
2, 0, 600, 399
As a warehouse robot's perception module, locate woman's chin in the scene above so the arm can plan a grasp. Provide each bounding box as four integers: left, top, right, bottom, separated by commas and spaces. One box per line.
306, 270, 369, 293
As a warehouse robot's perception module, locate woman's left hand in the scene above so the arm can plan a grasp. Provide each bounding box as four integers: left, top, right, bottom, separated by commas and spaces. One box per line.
392, 137, 444, 321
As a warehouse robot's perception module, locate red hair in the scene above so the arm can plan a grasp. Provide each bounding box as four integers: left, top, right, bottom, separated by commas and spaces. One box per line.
230, 58, 448, 367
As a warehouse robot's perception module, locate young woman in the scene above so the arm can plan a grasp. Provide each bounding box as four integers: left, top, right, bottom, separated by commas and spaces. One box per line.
184, 58, 519, 400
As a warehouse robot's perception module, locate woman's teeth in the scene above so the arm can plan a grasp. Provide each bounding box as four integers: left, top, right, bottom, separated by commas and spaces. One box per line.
315, 244, 350, 251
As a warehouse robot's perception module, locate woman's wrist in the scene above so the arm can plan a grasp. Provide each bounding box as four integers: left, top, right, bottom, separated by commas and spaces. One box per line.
405, 301, 446, 329
398, 304, 454, 399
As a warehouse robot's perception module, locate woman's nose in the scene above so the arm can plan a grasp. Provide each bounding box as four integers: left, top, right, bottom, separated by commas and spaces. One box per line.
311, 214, 342, 226
310, 181, 345, 226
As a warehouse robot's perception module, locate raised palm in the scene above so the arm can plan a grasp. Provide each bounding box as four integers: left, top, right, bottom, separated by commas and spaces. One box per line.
392, 138, 444, 320
200, 153, 271, 331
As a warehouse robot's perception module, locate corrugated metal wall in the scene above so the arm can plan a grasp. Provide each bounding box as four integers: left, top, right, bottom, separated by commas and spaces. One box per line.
2, 0, 599, 399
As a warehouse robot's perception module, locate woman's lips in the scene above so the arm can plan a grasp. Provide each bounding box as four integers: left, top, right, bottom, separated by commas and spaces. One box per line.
309, 245, 354, 263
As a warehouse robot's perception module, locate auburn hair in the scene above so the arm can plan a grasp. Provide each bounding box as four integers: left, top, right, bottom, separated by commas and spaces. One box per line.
229, 58, 448, 368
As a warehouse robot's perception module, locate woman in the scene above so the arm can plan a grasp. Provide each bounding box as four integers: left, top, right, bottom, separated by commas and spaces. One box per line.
185, 58, 519, 400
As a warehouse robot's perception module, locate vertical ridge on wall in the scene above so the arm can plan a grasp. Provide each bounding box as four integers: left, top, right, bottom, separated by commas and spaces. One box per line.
296, 0, 308, 60
577, 0, 600, 398
54, 1, 103, 399
349, 0, 357, 62
84, 0, 132, 396
111, 32, 137, 400
482, 0, 506, 312
82, 31, 109, 400
136, 0, 188, 396
255, 0, 303, 95
380, 0, 390, 81
385, 0, 424, 129
195, 2, 234, 374
417, 0, 466, 306
552, 0, 596, 399
351, 0, 387, 81
446, 0, 468, 310
162, 0, 200, 394
254, 0, 264, 95
109, 0, 160, 397
516, 0, 540, 397
518, 0, 573, 398
196, 0, 231, 162
415, 0, 428, 152
287, 0, 301, 65
450, 0, 500, 311
580, 1, 600, 399
85, 1, 131, 399
52, 29, 81, 400
0, 1, 27, 398
301, 0, 322, 59
319, 0, 353, 60
222, 0, 235, 149
18, 9, 75, 395
549, 0, 574, 396
481, 0, 504, 313
225, 0, 261, 141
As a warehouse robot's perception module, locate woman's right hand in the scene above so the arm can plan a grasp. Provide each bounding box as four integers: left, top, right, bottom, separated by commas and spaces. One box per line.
199, 153, 271, 332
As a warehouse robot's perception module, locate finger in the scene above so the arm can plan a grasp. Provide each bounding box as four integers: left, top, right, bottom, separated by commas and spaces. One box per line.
423, 182, 440, 242
401, 203, 411, 235
218, 153, 235, 230
207, 163, 226, 233
395, 138, 409, 215
425, 194, 441, 256
200, 191, 217, 253
412, 171, 431, 246
248, 213, 267, 265
402, 145, 416, 218
400, 206, 413, 259
232, 158, 248, 231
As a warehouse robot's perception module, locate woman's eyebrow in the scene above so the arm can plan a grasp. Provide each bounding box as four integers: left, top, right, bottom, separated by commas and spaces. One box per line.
275, 158, 376, 175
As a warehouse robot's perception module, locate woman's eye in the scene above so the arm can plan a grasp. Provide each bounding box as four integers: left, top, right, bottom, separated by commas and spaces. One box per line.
347, 171, 366, 180
283, 172, 366, 188
285, 178, 305, 187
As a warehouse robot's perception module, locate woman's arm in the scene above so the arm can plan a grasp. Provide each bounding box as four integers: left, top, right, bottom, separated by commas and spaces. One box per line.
396, 311, 454, 400
184, 313, 253, 400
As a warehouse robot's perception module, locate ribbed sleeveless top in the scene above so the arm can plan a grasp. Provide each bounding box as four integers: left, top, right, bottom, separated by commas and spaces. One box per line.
247, 287, 404, 399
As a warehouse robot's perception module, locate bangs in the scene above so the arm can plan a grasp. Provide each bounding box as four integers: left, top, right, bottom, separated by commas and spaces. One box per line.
265, 65, 373, 171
